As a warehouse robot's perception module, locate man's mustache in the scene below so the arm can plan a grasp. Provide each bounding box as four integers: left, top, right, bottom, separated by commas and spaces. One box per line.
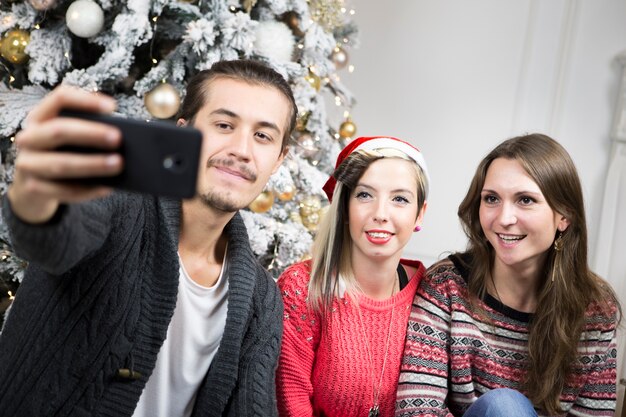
207, 158, 257, 181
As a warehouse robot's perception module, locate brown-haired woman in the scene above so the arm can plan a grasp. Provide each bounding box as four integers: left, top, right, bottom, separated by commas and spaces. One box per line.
396, 133, 620, 417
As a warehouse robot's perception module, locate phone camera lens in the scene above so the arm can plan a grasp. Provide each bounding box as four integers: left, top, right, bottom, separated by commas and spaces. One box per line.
163, 155, 185, 173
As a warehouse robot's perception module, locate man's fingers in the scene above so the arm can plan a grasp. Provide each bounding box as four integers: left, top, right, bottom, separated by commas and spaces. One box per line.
16, 175, 115, 203
15, 150, 123, 180
15, 117, 121, 151
24, 86, 116, 126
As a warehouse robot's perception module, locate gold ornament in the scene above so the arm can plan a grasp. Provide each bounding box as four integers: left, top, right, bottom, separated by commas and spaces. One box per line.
289, 211, 303, 224
302, 212, 321, 232
296, 111, 310, 132
309, 0, 344, 32
304, 70, 321, 92
296, 133, 319, 158
282, 11, 304, 37
277, 184, 296, 201
144, 82, 181, 119
0, 29, 30, 65
242, 0, 257, 13
331, 46, 349, 70
339, 118, 357, 139
299, 195, 322, 217
248, 190, 274, 213
300, 197, 325, 232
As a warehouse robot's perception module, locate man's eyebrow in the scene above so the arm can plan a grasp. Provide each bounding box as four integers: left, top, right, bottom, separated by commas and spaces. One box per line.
257, 120, 281, 133
210, 108, 281, 134
210, 108, 238, 118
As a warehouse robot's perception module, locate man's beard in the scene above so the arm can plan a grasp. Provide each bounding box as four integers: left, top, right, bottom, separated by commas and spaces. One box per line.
199, 158, 259, 212
199, 189, 242, 213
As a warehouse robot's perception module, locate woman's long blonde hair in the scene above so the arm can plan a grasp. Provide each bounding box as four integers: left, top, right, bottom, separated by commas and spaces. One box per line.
308, 148, 428, 313
457, 133, 620, 415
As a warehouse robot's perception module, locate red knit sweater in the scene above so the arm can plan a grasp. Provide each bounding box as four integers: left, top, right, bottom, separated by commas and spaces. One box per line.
277, 260, 425, 417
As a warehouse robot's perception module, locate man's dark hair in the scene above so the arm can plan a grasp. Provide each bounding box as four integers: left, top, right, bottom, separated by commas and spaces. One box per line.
177, 60, 297, 152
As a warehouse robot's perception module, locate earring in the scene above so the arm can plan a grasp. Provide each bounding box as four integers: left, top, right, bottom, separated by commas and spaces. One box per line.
553, 232, 564, 252
551, 232, 564, 283
414, 225, 422, 232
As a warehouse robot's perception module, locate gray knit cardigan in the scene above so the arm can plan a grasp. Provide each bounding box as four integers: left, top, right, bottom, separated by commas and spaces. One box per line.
0, 192, 283, 417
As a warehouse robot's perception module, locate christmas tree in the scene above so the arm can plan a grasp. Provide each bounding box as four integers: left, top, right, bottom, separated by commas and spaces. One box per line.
0, 0, 358, 324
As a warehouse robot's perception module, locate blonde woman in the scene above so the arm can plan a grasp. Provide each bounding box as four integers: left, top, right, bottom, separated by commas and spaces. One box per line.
277, 137, 430, 417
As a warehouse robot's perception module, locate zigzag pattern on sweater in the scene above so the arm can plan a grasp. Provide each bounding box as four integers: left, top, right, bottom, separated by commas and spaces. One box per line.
396, 259, 618, 417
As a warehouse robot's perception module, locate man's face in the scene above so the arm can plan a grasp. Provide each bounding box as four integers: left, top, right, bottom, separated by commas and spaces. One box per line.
187, 77, 290, 212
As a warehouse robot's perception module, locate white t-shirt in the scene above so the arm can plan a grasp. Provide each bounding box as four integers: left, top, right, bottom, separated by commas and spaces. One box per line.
132, 251, 229, 417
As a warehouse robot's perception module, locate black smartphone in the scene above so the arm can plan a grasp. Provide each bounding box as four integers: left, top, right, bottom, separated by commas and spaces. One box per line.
58, 109, 202, 199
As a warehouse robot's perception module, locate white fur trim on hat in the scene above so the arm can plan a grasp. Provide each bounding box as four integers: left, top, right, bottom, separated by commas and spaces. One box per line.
354, 137, 430, 198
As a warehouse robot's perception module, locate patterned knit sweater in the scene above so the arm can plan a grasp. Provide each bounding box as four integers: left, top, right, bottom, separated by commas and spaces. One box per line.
0, 192, 283, 417
395, 255, 618, 417
277, 259, 426, 417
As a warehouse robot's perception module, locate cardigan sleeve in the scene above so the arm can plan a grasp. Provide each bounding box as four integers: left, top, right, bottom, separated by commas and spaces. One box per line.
276, 261, 320, 417
396, 263, 455, 417
567, 305, 618, 417
1, 193, 122, 275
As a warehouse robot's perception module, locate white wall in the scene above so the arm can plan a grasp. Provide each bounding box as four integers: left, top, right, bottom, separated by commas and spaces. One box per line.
345, 0, 626, 411
345, 0, 626, 267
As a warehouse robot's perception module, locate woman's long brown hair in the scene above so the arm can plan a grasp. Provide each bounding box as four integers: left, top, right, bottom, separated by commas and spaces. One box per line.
457, 133, 620, 415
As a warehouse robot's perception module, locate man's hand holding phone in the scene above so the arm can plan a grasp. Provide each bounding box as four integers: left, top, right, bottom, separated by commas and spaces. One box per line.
8, 86, 123, 224
8, 86, 203, 225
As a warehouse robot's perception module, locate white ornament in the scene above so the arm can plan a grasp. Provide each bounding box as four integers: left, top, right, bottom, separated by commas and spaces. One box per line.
253, 21, 295, 63
65, 0, 104, 38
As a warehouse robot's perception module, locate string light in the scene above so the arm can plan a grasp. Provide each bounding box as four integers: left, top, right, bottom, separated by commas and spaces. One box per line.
33, 9, 48, 31
348, 65, 354, 73
149, 15, 160, 67
1, 61, 15, 87
62, 50, 73, 68
8, 291, 14, 300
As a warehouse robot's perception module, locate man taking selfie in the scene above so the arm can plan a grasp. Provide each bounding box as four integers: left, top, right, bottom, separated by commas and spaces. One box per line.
0, 59, 296, 417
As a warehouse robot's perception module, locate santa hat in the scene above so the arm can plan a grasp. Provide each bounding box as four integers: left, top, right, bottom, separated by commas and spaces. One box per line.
322, 136, 430, 202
